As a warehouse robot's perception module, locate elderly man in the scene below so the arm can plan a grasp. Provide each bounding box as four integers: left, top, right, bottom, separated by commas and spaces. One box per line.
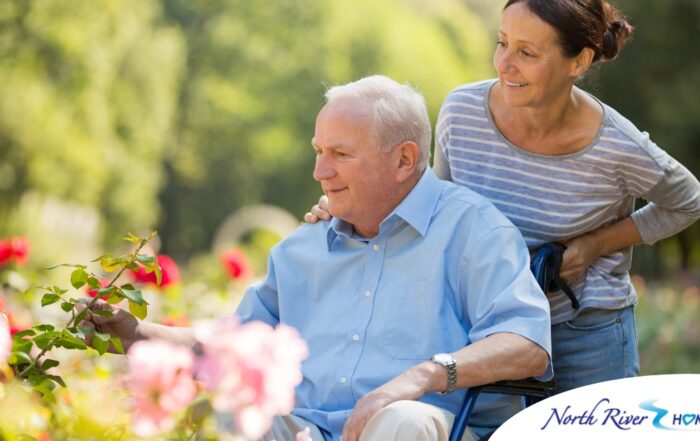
91, 75, 551, 441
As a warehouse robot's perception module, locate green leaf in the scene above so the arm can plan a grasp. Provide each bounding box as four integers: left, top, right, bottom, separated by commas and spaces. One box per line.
71, 269, 89, 289
51, 286, 68, 295
46, 263, 87, 270
34, 331, 60, 350
46, 374, 66, 388
41, 359, 60, 370
93, 337, 109, 355
92, 310, 113, 318
35, 324, 55, 332
91, 254, 113, 262
107, 294, 123, 304
110, 337, 125, 354
94, 331, 111, 342
126, 262, 139, 271
74, 309, 88, 326
41, 294, 60, 307
100, 256, 124, 272
154, 265, 163, 286
12, 329, 36, 339
87, 277, 101, 289
59, 330, 87, 350
122, 232, 142, 243
34, 383, 56, 403
120, 283, 135, 290
122, 288, 146, 305
129, 300, 148, 320
10, 350, 33, 364
61, 302, 75, 312
135, 254, 155, 264
15, 340, 33, 354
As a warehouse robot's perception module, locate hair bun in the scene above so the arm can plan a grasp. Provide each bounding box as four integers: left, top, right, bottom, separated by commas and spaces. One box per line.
601, 7, 634, 61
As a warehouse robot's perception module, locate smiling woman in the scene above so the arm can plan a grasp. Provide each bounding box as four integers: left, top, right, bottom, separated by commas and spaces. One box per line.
433, 0, 700, 395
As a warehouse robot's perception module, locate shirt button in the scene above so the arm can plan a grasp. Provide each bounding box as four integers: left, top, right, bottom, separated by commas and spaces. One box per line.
340, 377, 347, 384
352, 334, 360, 341
372, 244, 380, 251
364, 290, 371, 297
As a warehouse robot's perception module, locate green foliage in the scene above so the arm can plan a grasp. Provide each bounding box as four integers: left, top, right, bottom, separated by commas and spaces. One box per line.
636, 280, 700, 374
0, 0, 184, 245
7, 232, 159, 399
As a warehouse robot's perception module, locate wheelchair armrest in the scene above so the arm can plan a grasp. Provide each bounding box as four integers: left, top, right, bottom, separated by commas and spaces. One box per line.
448, 378, 555, 441
480, 377, 555, 398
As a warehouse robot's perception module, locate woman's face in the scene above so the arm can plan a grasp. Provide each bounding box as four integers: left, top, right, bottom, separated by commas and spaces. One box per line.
493, 2, 579, 109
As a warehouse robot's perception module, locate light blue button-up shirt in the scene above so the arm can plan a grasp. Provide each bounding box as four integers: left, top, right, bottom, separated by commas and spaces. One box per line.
236, 168, 552, 440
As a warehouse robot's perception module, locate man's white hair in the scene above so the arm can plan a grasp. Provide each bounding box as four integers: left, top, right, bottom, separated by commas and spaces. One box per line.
324, 75, 432, 171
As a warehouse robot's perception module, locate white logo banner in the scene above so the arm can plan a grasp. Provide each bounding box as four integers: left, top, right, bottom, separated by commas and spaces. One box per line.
492, 374, 700, 440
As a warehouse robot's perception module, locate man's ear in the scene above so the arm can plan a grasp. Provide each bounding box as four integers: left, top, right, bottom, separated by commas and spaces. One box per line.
571, 47, 595, 77
395, 141, 420, 183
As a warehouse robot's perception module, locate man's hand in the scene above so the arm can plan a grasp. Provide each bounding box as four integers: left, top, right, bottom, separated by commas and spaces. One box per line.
342, 363, 436, 441
303, 195, 332, 223
78, 299, 142, 353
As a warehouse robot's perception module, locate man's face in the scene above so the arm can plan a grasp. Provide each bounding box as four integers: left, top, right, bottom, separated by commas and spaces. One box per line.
312, 99, 398, 237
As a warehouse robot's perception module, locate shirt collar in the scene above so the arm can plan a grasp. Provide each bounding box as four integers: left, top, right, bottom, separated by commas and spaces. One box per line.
325, 168, 443, 250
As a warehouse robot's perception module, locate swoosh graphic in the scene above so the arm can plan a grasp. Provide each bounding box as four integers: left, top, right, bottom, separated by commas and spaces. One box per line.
639, 399, 670, 430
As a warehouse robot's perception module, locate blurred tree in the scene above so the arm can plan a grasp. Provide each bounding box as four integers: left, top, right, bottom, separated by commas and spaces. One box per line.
0, 0, 184, 247
593, 0, 700, 274
157, 0, 493, 257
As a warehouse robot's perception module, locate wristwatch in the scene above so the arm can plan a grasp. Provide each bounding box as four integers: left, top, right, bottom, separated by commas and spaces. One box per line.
431, 353, 457, 395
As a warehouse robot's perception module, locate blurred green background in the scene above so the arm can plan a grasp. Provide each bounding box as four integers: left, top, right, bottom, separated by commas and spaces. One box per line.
0, 0, 698, 373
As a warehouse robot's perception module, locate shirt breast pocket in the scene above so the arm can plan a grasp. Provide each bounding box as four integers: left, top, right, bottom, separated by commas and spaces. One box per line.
382, 280, 464, 360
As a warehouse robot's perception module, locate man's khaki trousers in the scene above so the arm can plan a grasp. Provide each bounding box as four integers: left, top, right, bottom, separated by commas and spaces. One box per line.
261, 400, 478, 441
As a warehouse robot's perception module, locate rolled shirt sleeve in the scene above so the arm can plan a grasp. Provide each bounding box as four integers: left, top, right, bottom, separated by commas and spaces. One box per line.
461, 224, 553, 380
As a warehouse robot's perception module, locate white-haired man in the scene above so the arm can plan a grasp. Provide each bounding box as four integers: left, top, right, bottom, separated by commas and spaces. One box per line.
90, 75, 552, 441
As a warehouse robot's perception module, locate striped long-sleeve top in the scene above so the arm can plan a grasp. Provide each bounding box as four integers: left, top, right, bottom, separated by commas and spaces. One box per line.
434, 79, 700, 324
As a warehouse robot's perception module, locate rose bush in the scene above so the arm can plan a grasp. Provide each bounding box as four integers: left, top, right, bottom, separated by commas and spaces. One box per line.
0, 232, 311, 440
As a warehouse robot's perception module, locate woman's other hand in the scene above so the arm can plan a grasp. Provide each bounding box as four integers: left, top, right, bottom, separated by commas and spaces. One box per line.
560, 234, 602, 283
303, 195, 332, 223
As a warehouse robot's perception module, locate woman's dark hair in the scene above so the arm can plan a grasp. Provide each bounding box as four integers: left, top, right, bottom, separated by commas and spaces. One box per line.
504, 0, 633, 63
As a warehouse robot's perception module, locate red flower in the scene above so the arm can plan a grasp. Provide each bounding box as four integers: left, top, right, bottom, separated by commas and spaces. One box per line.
0, 242, 12, 266
220, 248, 252, 280
10, 237, 29, 265
85, 278, 111, 299
131, 254, 180, 288
0, 236, 30, 267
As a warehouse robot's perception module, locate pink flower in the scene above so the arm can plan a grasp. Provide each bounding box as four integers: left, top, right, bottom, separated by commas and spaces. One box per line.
126, 340, 197, 437
220, 248, 253, 280
195, 318, 308, 439
0, 313, 11, 366
130, 254, 180, 288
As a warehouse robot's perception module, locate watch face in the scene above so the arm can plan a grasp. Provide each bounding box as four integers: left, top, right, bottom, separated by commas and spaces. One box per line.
433, 353, 452, 364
